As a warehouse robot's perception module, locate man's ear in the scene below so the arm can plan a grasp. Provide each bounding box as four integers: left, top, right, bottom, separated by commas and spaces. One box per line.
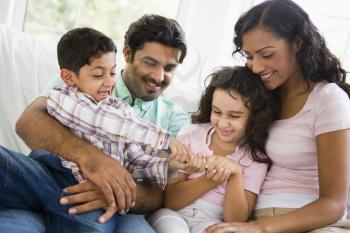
123, 45, 132, 63
60, 69, 77, 86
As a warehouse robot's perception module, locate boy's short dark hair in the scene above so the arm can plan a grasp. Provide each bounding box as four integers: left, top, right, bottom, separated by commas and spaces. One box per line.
124, 14, 187, 63
57, 27, 117, 74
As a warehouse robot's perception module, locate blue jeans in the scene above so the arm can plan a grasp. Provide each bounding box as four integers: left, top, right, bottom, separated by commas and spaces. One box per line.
0, 209, 45, 233
0, 146, 118, 233
115, 214, 156, 233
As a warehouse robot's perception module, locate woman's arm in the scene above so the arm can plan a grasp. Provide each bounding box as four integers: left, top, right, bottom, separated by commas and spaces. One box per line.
206, 129, 350, 233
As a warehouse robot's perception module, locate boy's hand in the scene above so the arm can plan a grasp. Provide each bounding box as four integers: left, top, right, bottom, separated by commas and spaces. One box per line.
169, 139, 191, 163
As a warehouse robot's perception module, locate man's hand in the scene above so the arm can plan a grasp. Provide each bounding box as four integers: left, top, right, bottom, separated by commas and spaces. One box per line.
60, 181, 117, 223
79, 154, 137, 213
60, 179, 163, 223
16, 97, 137, 214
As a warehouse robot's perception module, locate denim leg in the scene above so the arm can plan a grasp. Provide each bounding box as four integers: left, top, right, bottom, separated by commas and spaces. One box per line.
0, 146, 118, 233
0, 209, 45, 233
114, 214, 156, 233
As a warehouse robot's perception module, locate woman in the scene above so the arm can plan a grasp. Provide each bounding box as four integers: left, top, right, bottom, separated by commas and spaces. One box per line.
205, 0, 350, 232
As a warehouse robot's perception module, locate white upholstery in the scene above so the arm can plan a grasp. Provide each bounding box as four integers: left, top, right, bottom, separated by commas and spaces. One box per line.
0, 25, 59, 153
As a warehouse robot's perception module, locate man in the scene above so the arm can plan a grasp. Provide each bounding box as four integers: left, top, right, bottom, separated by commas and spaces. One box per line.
2, 14, 189, 233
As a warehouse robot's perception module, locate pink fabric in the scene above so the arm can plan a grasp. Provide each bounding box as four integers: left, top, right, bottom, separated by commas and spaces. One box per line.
176, 123, 268, 207
261, 82, 350, 196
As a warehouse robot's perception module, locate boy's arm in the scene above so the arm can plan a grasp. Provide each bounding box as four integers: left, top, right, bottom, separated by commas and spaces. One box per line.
48, 87, 172, 150
15, 96, 137, 211
122, 143, 169, 190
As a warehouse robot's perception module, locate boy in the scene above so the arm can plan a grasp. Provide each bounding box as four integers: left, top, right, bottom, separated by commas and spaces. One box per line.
0, 27, 189, 233
49, 27, 188, 189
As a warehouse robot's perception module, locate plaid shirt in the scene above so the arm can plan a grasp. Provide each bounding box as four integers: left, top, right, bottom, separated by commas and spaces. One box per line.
47, 86, 172, 189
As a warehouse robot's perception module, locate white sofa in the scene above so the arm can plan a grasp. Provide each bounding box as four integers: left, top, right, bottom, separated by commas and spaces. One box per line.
1, 24, 349, 220
0, 25, 60, 153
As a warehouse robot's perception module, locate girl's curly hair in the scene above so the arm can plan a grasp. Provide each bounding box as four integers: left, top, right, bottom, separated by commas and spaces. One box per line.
192, 66, 277, 167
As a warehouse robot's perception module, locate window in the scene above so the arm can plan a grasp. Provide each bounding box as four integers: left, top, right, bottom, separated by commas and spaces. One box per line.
23, 0, 180, 42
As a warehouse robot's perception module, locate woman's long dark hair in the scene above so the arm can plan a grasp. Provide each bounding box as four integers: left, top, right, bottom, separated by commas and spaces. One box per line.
233, 0, 350, 97
192, 66, 277, 167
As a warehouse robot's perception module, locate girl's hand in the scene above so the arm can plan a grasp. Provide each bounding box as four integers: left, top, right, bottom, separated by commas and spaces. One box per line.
204, 221, 264, 233
205, 166, 231, 183
183, 154, 207, 173
207, 155, 242, 175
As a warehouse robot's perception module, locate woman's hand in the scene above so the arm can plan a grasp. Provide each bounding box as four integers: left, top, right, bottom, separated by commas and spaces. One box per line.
60, 180, 118, 223
204, 221, 264, 233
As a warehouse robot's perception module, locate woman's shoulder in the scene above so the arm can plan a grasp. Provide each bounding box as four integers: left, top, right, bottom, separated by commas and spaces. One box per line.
313, 82, 349, 101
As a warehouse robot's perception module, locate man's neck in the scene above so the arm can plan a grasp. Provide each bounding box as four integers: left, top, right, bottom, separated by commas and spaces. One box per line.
120, 69, 136, 105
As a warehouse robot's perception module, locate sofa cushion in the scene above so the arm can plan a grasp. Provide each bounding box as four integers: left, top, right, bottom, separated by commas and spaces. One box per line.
0, 25, 59, 153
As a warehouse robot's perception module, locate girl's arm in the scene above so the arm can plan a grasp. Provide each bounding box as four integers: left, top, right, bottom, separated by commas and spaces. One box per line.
163, 169, 229, 210
224, 172, 257, 222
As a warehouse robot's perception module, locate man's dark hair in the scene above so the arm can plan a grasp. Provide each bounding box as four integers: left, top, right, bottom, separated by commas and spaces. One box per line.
57, 27, 117, 74
124, 14, 187, 63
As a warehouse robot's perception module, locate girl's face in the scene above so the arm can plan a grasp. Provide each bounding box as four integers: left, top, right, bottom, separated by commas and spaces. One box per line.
210, 88, 250, 145
242, 26, 300, 90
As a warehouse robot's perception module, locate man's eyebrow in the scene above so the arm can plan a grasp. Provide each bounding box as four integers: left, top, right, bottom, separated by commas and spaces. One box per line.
142, 56, 159, 64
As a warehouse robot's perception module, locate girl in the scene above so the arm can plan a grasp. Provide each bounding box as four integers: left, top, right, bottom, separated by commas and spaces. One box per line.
148, 66, 277, 233
205, 0, 350, 232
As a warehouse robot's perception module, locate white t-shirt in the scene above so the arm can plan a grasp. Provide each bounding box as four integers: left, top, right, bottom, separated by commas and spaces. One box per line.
256, 82, 350, 209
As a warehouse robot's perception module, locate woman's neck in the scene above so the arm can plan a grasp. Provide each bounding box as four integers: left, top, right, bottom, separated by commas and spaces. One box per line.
278, 68, 316, 119
279, 67, 307, 100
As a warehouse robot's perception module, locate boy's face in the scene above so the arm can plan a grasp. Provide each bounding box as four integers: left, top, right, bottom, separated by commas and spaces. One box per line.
65, 52, 117, 102
122, 42, 180, 101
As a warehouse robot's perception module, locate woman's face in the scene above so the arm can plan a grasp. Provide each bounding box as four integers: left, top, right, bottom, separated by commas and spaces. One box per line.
242, 26, 300, 90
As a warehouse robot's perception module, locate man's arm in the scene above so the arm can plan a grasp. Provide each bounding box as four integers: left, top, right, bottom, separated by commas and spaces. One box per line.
59, 179, 163, 223
16, 97, 136, 211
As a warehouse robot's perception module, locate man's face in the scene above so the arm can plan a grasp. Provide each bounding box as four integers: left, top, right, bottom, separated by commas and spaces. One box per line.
122, 42, 181, 101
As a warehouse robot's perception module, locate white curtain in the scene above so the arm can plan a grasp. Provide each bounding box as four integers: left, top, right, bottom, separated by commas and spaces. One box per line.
164, 0, 254, 112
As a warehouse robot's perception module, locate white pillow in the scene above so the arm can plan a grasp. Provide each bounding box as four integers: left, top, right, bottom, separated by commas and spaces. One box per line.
0, 25, 59, 153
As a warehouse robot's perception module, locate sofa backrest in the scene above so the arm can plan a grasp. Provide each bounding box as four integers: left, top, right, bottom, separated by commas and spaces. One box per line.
0, 25, 59, 153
